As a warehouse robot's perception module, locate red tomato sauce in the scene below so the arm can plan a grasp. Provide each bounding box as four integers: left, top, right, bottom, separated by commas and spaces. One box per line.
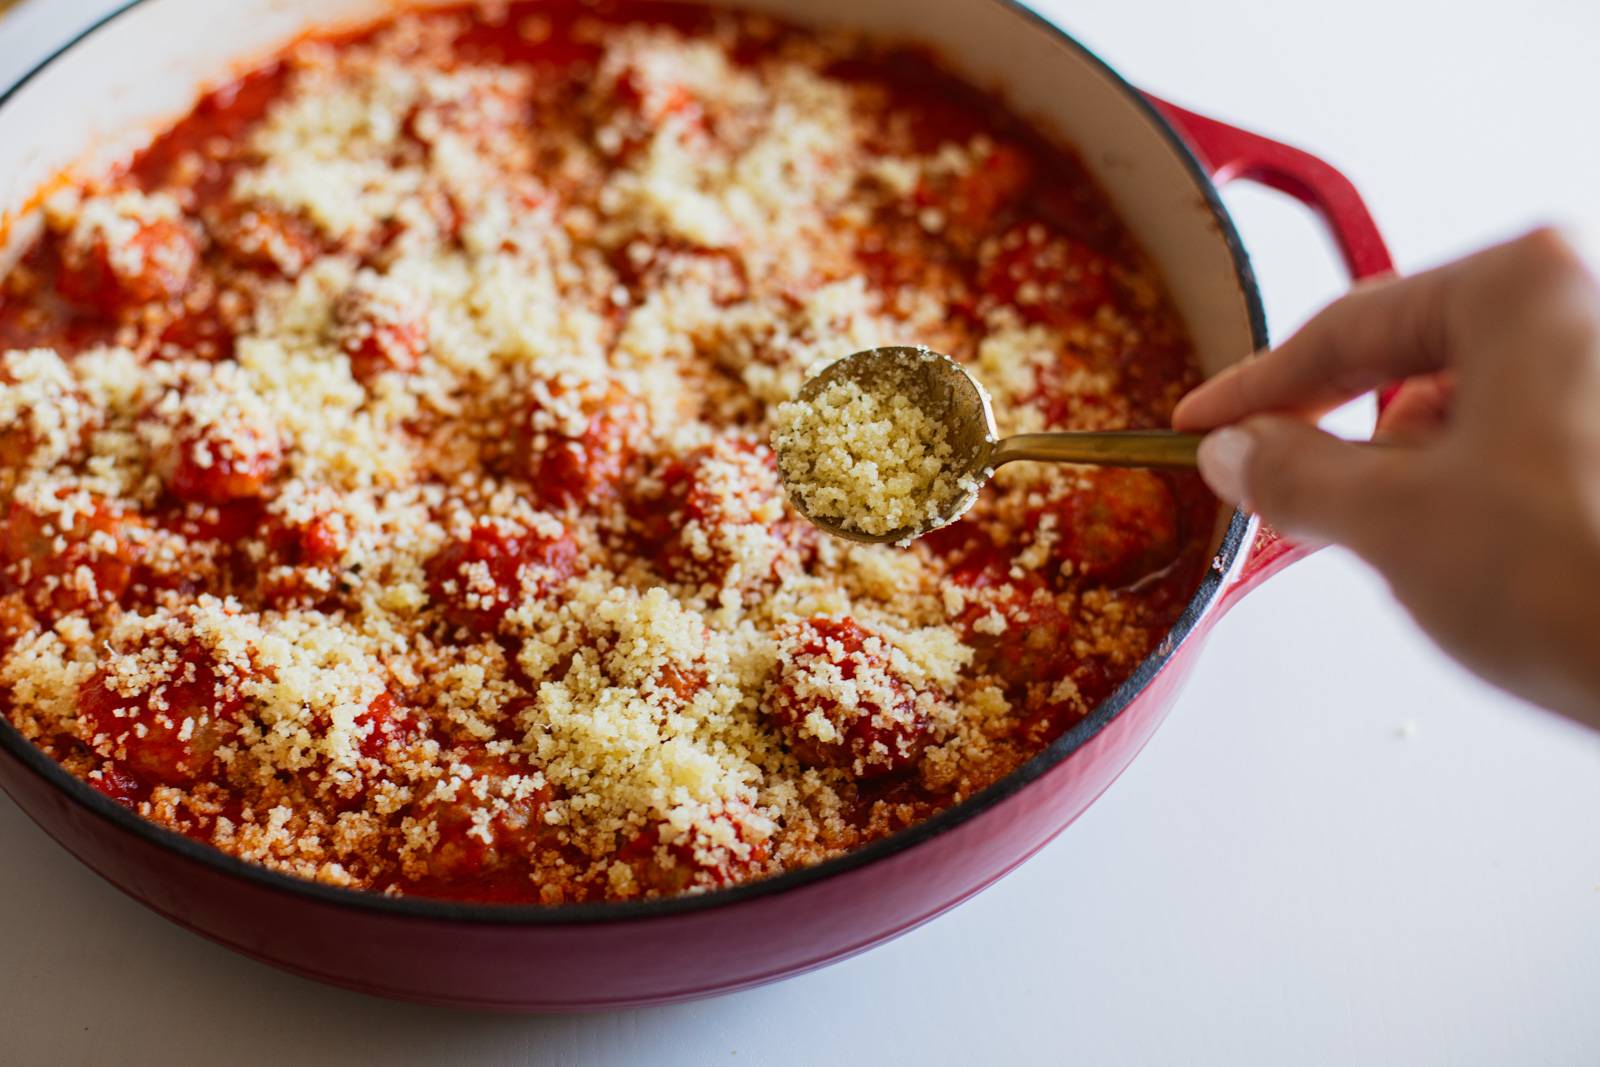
0, 1, 1215, 905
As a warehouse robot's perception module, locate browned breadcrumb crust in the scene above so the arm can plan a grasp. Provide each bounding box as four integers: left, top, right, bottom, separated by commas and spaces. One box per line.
0, 3, 1211, 903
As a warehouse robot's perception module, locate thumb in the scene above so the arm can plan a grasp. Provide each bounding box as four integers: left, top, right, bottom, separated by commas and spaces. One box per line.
1196, 415, 1412, 553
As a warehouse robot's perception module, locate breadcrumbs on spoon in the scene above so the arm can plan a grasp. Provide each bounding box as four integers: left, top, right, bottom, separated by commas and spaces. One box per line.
773, 371, 970, 542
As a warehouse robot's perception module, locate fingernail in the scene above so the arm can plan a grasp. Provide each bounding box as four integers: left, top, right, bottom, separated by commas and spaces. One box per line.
1197, 427, 1253, 505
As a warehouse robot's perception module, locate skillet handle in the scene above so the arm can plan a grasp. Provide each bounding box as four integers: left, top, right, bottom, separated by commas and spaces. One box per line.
1144, 95, 1395, 604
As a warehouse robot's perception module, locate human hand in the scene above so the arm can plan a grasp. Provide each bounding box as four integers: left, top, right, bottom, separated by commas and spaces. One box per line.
1174, 228, 1600, 725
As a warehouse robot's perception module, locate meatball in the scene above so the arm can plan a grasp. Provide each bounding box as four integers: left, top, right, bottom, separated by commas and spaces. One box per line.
354, 690, 420, 762
76, 637, 247, 788
258, 509, 348, 608
765, 617, 926, 778
426, 519, 579, 632
209, 201, 323, 275
640, 437, 814, 593
153, 380, 285, 506
1025, 468, 1179, 588
57, 193, 199, 316
406, 755, 552, 889
919, 140, 1033, 237
167, 418, 283, 505
333, 275, 428, 383
978, 222, 1115, 328
948, 564, 1075, 684
619, 805, 768, 897
0, 494, 147, 618
518, 379, 642, 508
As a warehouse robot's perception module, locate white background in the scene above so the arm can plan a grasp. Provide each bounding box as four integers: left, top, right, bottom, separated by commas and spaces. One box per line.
2, 1, 1598, 1064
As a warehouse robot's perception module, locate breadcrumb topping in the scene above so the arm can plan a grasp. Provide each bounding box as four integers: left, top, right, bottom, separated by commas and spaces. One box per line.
0, 4, 1211, 904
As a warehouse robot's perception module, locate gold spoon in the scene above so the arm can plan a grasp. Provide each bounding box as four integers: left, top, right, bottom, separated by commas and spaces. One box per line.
776, 345, 1201, 545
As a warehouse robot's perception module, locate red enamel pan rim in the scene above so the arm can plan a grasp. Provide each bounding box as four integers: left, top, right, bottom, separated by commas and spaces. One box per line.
0, 0, 1263, 926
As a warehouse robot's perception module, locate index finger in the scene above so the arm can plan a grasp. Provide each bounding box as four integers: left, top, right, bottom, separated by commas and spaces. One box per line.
1173, 267, 1451, 431
1173, 229, 1598, 431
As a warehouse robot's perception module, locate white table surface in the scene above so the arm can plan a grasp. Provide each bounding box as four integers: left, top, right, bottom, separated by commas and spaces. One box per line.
2, 2, 1598, 1064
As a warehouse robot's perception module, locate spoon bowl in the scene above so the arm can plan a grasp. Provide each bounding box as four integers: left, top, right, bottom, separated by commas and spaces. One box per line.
777, 346, 1203, 545
787, 346, 998, 544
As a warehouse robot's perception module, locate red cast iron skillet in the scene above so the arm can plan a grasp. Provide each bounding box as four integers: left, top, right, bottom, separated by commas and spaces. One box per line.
0, 0, 1391, 1011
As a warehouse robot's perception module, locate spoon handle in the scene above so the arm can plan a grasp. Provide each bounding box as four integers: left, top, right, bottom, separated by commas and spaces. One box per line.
989, 430, 1203, 470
